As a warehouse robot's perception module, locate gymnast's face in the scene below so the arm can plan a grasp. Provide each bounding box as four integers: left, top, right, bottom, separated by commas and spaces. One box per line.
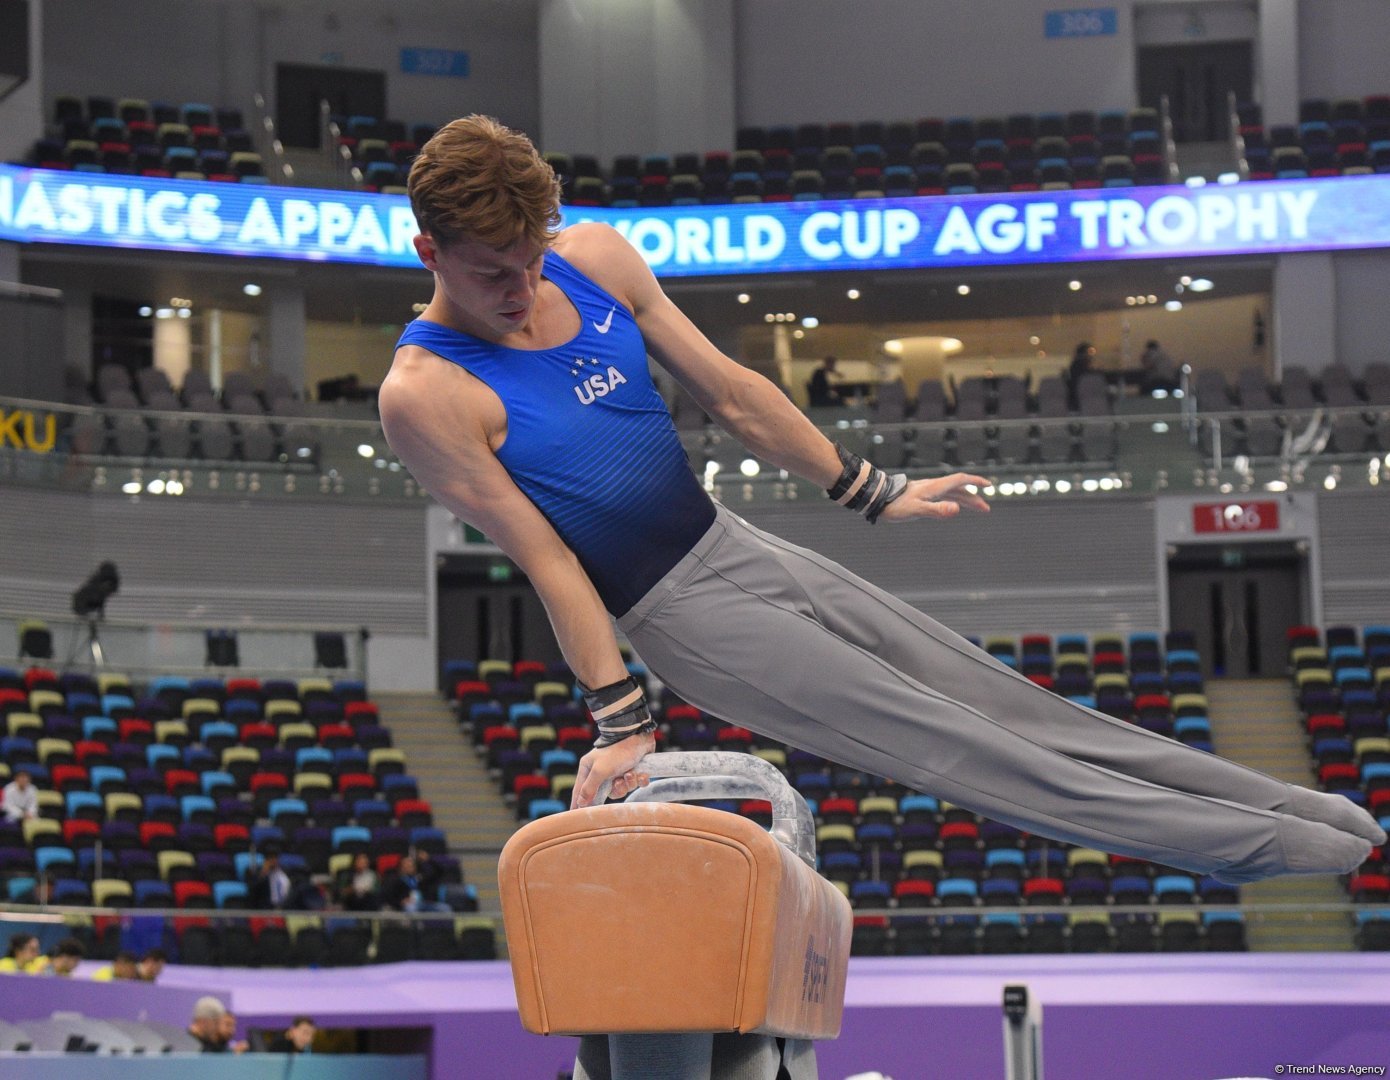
415, 232, 546, 341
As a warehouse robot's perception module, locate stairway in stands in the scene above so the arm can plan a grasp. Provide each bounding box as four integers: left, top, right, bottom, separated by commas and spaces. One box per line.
377, 691, 515, 916
1206, 678, 1353, 951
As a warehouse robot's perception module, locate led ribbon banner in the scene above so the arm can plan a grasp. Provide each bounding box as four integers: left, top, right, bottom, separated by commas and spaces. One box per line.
3, 163, 1390, 275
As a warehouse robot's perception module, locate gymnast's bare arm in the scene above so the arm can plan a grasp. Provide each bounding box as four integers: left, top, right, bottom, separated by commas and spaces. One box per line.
559, 223, 991, 522
379, 349, 655, 798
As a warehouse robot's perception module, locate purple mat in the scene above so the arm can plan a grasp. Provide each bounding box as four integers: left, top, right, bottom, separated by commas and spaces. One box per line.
142, 953, 1390, 1080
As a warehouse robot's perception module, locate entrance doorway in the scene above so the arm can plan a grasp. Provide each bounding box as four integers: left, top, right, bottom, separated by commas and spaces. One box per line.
435, 554, 562, 692
1137, 40, 1253, 143
1167, 541, 1308, 678
275, 62, 387, 149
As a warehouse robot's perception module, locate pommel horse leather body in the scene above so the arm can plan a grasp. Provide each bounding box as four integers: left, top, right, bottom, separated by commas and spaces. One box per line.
499, 799, 852, 1039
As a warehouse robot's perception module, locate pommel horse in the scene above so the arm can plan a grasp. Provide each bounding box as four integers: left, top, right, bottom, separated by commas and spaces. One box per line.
499, 752, 853, 1079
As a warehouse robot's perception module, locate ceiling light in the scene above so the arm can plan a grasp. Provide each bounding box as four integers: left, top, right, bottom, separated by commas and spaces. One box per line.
243, 283, 263, 297
957, 284, 971, 296
1264, 480, 1288, 492
357, 444, 375, 458
982, 485, 996, 497
1184, 176, 1207, 188
1032, 479, 1051, 493
1147, 294, 1158, 304
1180, 276, 1192, 286
801, 316, 819, 328
177, 308, 191, 319
146, 479, 165, 495
166, 479, 184, 495
1054, 480, 1071, 493
1219, 482, 1233, 494
155, 307, 174, 319
1068, 280, 1082, 291
1152, 421, 1170, 433
1325, 474, 1337, 490
703, 460, 721, 480
1082, 478, 1099, 492
883, 339, 904, 355
411, 302, 427, 313
740, 458, 760, 478
793, 329, 804, 339
1189, 279, 1214, 292
1029, 335, 1040, 346
846, 288, 860, 300
170, 297, 191, 307
138, 306, 153, 318
1126, 296, 1136, 306
764, 313, 775, 323
122, 481, 141, 495
1217, 172, 1240, 185
1165, 300, 1183, 312
737, 293, 750, 304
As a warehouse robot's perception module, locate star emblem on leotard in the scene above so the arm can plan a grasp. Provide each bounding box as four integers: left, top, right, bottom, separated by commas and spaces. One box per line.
570, 357, 602, 376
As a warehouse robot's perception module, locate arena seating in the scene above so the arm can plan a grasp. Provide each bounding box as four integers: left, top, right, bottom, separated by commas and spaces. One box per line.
543, 107, 1173, 208
1281, 624, 1390, 950
63, 364, 319, 464
328, 113, 438, 193
1234, 96, 1390, 181
1192, 362, 1390, 458
26, 96, 267, 183
0, 666, 497, 965
446, 631, 1248, 957
869, 373, 1116, 469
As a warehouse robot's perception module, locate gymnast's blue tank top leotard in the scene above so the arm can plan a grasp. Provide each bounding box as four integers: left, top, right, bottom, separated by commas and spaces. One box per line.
395, 249, 716, 617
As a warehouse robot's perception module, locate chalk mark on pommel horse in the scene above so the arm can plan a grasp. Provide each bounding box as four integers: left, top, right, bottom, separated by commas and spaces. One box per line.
499, 752, 853, 1079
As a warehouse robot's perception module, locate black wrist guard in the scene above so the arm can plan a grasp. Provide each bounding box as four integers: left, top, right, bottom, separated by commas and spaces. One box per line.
826, 442, 908, 524
578, 675, 657, 748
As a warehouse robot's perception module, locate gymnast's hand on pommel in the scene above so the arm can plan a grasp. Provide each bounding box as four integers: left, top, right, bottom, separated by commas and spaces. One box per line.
571, 730, 656, 809
875, 472, 992, 522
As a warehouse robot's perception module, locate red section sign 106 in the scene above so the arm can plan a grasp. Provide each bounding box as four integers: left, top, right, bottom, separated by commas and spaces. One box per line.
1192, 500, 1281, 534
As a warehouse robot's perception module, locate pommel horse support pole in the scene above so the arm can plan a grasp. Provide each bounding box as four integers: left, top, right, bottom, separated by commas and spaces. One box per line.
499, 752, 853, 1080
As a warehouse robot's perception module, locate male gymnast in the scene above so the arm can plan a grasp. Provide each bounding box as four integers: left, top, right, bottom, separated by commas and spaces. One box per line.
380, 116, 1382, 884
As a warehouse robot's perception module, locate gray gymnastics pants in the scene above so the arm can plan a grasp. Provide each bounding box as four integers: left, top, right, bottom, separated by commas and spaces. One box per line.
617, 502, 1359, 882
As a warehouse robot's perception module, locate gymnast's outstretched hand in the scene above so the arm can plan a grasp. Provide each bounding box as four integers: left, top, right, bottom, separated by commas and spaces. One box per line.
877, 472, 991, 522
571, 730, 656, 809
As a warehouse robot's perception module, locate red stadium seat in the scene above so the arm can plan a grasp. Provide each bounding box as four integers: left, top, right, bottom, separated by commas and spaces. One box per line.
139, 821, 176, 848
51, 764, 89, 792
63, 819, 100, 846
174, 880, 213, 908
214, 824, 250, 851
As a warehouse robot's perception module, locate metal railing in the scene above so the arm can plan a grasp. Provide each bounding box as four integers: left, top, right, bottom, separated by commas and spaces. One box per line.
5, 388, 1390, 504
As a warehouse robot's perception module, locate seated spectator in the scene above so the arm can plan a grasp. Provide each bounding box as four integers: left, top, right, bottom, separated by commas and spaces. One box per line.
382, 855, 449, 913
137, 948, 167, 983
266, 1016, 316, 1054
807, 356, 845, 407
46, 938, 85, 977
189, 997, 229, 1053
1, 768, 38, 822
1139, 339, 1178, 395
91, 951, 138, 981
248, 851, 292, 910
218, 1010, 249, 1055
1067, 341, 1097, 408
0, 933, 44, 974
339, 852, 380, 912
416, 849, 444, 899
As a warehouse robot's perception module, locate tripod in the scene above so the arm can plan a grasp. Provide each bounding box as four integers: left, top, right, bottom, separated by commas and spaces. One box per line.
64, 612, 107, 671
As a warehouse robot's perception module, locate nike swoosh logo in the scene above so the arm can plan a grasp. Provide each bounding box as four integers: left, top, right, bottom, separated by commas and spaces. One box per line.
593, 306, 615, 334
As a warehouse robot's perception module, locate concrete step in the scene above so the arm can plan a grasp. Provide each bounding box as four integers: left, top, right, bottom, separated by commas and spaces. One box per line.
1207, 678, 1355, 950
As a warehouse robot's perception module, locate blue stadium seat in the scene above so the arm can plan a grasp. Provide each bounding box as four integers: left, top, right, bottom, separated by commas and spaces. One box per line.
213, 880, 248, 908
